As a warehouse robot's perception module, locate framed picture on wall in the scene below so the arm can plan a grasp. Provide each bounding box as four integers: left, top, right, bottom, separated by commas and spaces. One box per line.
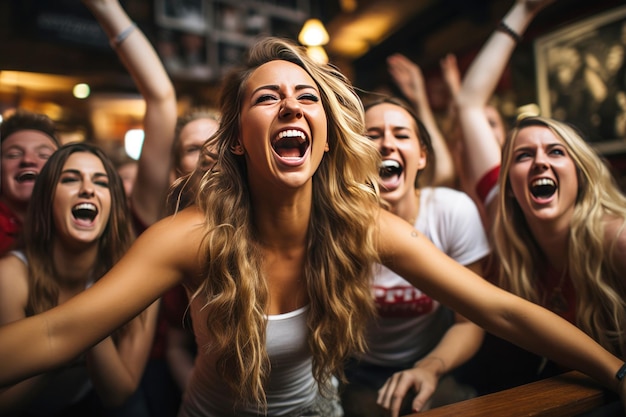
535, 5, 626, 154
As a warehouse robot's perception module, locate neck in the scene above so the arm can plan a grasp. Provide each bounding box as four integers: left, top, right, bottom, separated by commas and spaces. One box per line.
250, 184, 311, 250
52, 242, 99, 288
388, 188, 421, 226
527, 218, 570, 271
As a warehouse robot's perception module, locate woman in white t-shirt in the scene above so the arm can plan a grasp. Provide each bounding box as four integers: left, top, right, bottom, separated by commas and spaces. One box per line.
341, 97, 489, 417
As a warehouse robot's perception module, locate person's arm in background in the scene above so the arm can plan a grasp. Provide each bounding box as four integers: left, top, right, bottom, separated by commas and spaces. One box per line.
455, 0, 555, 226
377, 259, 485, 417
387, 53, 456, 188
83, 0, 177, 227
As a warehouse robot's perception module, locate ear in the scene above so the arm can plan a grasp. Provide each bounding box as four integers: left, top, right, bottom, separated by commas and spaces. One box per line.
231, 142, 244, 155
324, 141, 329, 152
417, 150, 427, 170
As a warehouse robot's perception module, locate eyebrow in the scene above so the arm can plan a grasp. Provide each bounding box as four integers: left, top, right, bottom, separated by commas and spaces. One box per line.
61, 169, 108, 178
251, 84, 317, 95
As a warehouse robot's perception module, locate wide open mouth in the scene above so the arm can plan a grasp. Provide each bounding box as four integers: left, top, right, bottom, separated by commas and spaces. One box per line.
530, 178, 557, 199
272, 130, 309, 159
16, 171, 38, 183
380, 159, 403, 179
72, 203, 98, 222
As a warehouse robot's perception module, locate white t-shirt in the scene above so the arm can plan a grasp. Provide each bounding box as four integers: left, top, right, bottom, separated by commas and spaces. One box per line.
362, 187, 491, 366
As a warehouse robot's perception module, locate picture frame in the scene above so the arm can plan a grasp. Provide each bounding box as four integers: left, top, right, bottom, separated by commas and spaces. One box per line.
535, 5, 626, 154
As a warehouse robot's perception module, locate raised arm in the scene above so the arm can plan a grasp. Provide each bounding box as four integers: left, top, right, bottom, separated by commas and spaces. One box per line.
455, 0, 554, 220
0, 208, 203, 388
83, 0, 178, 226
376, 208, 626, 405
387, 53, 456, 188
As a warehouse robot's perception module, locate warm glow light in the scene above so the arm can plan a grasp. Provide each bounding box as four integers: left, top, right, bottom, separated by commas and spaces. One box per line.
306, 46, 329, 64
298, 18, 329, 46
73, 83, 90, 99
124, 129, 144, 160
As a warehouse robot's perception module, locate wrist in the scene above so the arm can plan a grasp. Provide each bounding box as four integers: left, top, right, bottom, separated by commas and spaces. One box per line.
414, 356, 446, 376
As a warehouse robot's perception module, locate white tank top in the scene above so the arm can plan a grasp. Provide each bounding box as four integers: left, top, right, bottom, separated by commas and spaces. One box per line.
181, 302, 316, 416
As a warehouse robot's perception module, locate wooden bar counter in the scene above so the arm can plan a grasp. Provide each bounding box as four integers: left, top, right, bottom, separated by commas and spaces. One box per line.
407, 371, 611, 417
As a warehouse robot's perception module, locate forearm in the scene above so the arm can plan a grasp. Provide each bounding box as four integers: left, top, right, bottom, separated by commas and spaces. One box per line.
0, 375, 51, 414
86, 336, 139, 407
487, 295, 623, 393
84, 0, 175, 102
415, 320, 484, 377
456, 2, 537, 108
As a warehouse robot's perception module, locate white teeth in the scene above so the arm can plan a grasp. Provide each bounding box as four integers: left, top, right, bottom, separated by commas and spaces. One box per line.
73, 203, 96, 212
531, 178, 556, 187
381, 160, 401, 170
278, 130, 306, 141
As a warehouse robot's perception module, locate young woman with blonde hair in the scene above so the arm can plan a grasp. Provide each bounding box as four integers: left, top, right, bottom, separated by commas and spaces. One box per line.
0, 38, 625, 417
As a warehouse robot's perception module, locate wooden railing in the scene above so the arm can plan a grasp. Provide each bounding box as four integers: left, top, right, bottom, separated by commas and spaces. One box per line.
407, 371, 611, 417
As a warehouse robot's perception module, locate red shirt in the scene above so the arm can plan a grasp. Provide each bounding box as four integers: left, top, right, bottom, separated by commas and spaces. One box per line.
0, 201, 21, 256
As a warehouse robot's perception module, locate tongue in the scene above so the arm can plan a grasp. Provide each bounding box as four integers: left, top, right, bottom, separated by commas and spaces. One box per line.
380, 173, 401, 191
276, 147, 301, 159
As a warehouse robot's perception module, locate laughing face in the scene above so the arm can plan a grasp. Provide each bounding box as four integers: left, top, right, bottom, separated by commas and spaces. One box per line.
507, 125, 578, 226
53, 152, 112, 246
1, 130, 58, 208
238, 60, 328, 192
365, 102, 426, 206
178, 118, 220, 176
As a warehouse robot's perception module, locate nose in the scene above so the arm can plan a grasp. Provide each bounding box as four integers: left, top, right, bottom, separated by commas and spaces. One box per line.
279, 97, 303, 119
18, 150, 39, 167
532, 150, 550, 171
79, 179, 95, 198
380, 130, 396, 154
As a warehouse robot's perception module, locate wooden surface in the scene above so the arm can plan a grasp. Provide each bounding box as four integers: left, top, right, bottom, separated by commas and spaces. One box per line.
407, 371, 609, 417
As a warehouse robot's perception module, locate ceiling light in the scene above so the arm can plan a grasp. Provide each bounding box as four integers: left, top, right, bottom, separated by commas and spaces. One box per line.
298, 18, 329, 47
306, 46, 329, 64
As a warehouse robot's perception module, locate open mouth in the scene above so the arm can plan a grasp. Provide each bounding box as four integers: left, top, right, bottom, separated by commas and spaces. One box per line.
16, 171, 38, 183
380, 160, 403, 179
379, 159, 403, 191
272, 129, 309, 159
530, 178, 557, 199
72, 203, 98, 223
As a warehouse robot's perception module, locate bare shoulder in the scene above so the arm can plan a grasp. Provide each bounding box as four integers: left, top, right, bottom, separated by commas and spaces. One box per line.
0, 254, 29, 323
131, 206, 206, 272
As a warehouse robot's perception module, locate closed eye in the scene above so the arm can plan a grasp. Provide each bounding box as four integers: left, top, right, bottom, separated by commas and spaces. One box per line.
254, 94, 278, 104
298, 93, 319, 102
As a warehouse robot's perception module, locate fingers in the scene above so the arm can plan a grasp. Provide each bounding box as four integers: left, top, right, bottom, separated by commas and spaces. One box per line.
378, 372, 413, 417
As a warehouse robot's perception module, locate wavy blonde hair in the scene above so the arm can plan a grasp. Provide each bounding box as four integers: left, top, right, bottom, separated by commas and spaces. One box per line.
187, 37, 381, 406
494, 116, 626, 358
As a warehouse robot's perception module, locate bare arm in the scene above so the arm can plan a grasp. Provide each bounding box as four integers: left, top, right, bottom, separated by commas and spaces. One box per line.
376, 209, 625, 400
455, 0, 554, 219
387, 53, 456, 188
83, 0, 178, 226
377, 259, 485, 416
85, 300, 159, 407
0, 208, 204, 388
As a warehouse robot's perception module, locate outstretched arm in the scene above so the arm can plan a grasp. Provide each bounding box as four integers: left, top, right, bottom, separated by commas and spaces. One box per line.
387, 53, 456, 188
84, 0, 178, 226
0, 208, 204, 388
455, 0, 554, 221
376, 209, 626, 405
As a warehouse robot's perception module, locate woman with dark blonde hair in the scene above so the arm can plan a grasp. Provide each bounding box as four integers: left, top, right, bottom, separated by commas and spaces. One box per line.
0, 38, 625, 417
0, 143, 159, 415
495, 116, 626, 359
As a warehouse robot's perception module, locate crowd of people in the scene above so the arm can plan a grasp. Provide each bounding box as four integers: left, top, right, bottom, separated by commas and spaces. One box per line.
1, 0, 626, 416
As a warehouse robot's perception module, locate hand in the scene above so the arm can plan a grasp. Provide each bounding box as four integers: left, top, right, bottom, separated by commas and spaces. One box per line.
520, 0, 556, 14
440, 53, 461, 97
377, 365, 439, 417
387, 53, 426, 107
